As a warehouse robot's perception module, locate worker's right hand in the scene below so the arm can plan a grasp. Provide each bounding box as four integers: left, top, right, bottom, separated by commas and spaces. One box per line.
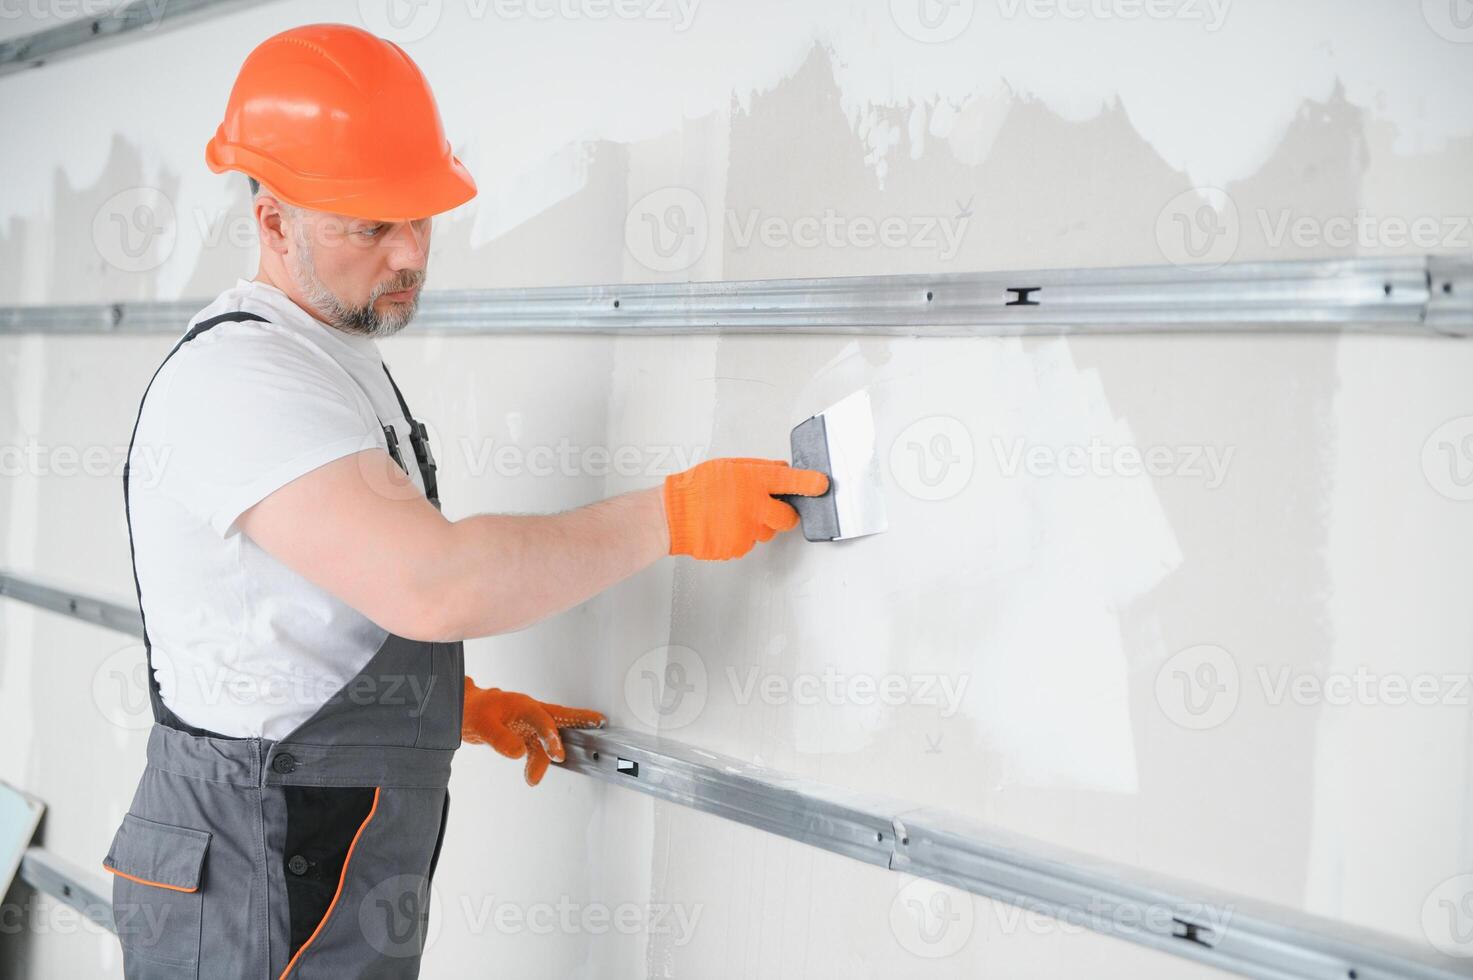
663, 457, 829, 560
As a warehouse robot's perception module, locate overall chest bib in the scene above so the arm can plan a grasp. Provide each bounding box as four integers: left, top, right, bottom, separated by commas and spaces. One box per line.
106, 311, 464, 980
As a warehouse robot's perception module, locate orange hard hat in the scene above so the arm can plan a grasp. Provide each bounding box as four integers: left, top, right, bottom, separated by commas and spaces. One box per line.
205, 23, 476, 222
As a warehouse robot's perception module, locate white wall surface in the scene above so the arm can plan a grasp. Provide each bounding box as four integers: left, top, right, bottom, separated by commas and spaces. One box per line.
2, 0, 1472, 976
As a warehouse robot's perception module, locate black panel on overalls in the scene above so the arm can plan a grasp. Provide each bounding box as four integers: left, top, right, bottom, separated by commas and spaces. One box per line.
108, 310, 464, 980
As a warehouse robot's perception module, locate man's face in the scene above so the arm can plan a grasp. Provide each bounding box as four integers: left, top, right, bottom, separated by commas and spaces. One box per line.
285, 210, 433, 338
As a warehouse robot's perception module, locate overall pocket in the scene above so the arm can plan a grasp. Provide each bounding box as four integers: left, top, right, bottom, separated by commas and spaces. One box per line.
104, 813, 210, 979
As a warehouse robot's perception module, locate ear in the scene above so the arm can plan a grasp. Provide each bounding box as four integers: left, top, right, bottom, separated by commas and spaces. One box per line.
254, 193, 294, 258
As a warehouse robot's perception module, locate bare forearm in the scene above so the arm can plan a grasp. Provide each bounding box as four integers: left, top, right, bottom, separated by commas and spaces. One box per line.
429, 486, 670, 640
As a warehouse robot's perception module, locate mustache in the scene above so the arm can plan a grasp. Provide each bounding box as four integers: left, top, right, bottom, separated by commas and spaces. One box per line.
372, 271, 425, 300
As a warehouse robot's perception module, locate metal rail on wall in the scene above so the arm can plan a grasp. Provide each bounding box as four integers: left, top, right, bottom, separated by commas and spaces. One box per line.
0, 569, 1466, 980
0, 0, 273, 77
0, 256, 1470, 338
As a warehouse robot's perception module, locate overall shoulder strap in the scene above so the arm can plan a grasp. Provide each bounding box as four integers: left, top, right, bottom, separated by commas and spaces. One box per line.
379, 363, 441, 511
124, 310, 268, 736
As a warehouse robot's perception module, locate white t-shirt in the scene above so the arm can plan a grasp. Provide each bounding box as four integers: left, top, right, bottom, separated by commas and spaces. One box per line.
128, 278, 429, 739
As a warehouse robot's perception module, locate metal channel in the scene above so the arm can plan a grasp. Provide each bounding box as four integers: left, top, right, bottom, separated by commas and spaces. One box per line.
0, 570, 142, 637
562, 728, 1465, 980
1, 256, 1469, 337
889, 808, 1465, 980
18, 848, 115, 933
0, 0, 269, 78
3, 570, 1467, 978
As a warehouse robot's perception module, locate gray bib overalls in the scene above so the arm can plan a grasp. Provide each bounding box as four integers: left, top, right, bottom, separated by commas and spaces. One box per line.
106, 310, 464, 979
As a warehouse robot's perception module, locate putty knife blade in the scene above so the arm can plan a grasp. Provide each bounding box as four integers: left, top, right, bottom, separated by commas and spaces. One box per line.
781, 389, 888, 542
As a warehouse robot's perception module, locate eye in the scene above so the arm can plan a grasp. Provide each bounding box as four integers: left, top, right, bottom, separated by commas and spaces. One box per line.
356, 223, 387, 238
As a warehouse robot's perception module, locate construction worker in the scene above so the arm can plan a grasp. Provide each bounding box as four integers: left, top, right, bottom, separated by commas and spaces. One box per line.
103, 23, 827, 979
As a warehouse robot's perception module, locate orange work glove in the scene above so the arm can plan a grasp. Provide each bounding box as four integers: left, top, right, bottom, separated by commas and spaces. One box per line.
663, 458, 830, 560
461, 678, 606, 786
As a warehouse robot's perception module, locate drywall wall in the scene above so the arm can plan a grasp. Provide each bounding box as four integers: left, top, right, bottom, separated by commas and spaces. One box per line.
2, 1, 1472, 976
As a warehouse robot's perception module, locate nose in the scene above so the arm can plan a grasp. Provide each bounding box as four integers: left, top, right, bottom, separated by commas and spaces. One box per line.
388, 218, 431, 270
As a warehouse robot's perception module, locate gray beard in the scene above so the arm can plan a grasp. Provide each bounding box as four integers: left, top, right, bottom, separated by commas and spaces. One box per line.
290, 247, 424, 339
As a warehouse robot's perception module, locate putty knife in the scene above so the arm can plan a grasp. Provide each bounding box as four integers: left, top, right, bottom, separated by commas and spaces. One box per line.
780, 389, 888, 542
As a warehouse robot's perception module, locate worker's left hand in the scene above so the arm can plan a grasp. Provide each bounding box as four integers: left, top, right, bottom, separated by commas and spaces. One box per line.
461, 678, 606, 786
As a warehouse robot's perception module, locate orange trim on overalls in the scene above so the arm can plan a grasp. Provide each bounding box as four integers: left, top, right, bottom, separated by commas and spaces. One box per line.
102, 864, 200, 894
279, 786, 382, 980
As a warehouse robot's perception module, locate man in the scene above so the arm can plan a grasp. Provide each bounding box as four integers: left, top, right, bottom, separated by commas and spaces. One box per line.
103, 23, 827, 979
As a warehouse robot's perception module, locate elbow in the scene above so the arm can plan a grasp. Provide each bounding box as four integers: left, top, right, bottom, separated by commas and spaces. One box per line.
388, 568, 473, 643
374, 516, 535, 642
387, 565, 525, 643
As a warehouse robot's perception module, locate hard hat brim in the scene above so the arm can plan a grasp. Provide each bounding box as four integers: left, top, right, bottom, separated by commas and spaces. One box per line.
208, 133, 478, 223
